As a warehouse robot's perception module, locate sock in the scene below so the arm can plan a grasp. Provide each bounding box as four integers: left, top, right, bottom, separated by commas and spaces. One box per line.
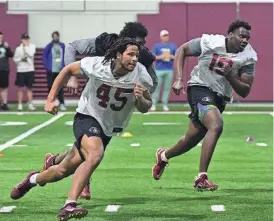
161, 151, 168, 162
198, 172, 207, 178
65, 200, 77, 206
29, 173, 39, 184
52, 154, 58, 166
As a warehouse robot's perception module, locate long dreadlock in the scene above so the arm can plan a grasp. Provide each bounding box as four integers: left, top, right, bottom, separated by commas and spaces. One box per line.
102, 37, 141, 64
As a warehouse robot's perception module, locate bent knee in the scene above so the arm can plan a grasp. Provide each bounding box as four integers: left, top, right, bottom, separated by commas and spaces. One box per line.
86, 151, 104, 166
208, 122, 223, 135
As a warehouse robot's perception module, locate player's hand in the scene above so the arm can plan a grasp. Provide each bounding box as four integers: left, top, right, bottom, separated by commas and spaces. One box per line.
67, 76, 79, 95
44, 99, 59, 115
134, 84, 144, 99
3, 42, 9, 48
217, 63, 232, 77
172, 79, 185, 95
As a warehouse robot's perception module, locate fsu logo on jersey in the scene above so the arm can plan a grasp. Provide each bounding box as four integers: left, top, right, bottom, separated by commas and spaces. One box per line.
89, 127, 100, 135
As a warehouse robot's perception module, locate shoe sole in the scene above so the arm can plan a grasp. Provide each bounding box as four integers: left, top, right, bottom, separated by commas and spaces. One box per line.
194, 187, 218, 192
152, 148, 165, 180
58, 210, 88, 221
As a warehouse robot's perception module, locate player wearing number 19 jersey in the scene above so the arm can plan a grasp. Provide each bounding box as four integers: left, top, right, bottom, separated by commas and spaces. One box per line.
152, 20, 257, 191
11, 38, 153, 221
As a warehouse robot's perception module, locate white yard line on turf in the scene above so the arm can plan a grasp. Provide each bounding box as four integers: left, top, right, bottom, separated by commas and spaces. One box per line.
0, 111, 272, 115
0, 113, 65, 152
105, 205, 120, 212
0, 112, 48, 115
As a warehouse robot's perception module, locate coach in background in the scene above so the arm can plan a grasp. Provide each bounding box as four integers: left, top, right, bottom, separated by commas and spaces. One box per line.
151, 30, 177, 111
43, 31, 66, 111
13, 33, 36, 111
0, 32, 13, 111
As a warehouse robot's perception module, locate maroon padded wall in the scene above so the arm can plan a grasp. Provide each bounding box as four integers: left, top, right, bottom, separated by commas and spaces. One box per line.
0, 3, 28, 102
138, 3, 187, 101
138, 2, 273, 102
238, 3, 273, 101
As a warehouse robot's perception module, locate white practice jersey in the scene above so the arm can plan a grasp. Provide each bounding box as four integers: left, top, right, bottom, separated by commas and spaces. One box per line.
76, 57, 153, 136
188, 34, 257, 99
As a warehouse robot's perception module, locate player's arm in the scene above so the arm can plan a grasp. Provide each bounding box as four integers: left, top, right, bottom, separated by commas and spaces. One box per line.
65, 38, 96, 92
135, 88, 152, 113
45, 61, 81, 114
225, 64, 255, 98
65, 38, 96, 65
135, 68, 153, 113
146, 64, 158, 93
173, 38, 201, 95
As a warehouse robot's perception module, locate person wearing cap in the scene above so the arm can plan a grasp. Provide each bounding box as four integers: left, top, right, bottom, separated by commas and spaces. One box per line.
42, 31, 66, 111
0, 32, 13, 111
13, 33, 36, 111
151, 30, 177, 111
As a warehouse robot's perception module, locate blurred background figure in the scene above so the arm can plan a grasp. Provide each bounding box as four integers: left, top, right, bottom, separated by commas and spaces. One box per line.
0, 32, 13, 111
151, 30, 177, 111
14, 33, 36, 111
43, 31, 66, 111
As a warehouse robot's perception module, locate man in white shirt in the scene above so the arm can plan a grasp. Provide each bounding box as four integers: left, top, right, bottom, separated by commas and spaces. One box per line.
152, 20, 257, 191
11, 37, 153, 221
13, 33, 36, 111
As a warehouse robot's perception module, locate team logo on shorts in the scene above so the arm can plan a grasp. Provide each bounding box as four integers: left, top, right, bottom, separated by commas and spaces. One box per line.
89, 127, 100, 134
202, 97, 212, 102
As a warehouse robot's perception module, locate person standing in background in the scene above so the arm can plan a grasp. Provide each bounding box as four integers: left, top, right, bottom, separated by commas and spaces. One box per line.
43, 31, 66, 111
14, 33, 36, 111
151, 30, 177, 111
0, 32, 13, 111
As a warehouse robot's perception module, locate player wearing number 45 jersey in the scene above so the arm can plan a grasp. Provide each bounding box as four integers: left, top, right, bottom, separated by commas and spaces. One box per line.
11, 38, 153, 221
153, 20, 257, 191
42, 22, 156, 200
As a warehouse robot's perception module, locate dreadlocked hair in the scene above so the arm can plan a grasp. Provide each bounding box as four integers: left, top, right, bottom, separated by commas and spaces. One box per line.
119, 22, 148, 38
227, 19, 251, 34
102, 37, 141, 64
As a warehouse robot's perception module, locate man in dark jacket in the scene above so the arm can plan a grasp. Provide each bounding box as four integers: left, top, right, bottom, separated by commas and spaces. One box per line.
42, 31, 66, 110
0, 32, 13, 110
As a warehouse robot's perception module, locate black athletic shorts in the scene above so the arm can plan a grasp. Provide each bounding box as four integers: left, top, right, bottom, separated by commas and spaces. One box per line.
187, 85, 228, 127
0, 71, 9, 88
15, 71, 35, 88
73, 112, 112, 160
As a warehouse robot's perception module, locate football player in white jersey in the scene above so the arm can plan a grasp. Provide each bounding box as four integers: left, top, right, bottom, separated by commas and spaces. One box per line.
11, 38, 153, 220
152, 20, 257, 191
42, 22, 157, 200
